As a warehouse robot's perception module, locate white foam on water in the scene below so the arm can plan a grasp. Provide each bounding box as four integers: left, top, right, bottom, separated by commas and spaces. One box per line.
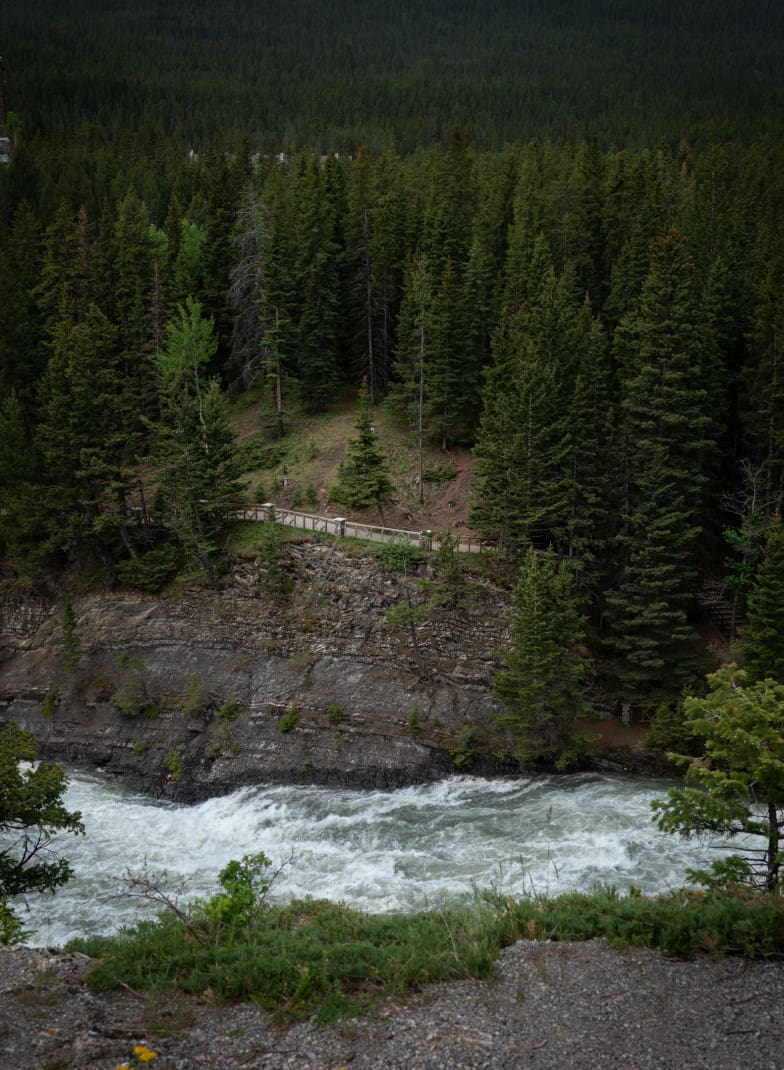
16, 770, 719, 946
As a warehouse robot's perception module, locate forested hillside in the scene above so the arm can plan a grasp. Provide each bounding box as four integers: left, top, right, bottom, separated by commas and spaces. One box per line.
1, 2, 783, 723
1, 0, 783, 149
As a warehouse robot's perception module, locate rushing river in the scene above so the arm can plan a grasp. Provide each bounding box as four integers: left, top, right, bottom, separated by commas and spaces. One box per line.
19, 770, 711, 947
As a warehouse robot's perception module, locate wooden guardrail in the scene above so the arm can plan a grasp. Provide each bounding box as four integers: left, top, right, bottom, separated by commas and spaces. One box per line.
234, 503, 493, 554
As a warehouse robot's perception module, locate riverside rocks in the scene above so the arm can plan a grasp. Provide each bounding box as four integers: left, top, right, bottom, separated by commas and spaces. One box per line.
0, 544, 518, 799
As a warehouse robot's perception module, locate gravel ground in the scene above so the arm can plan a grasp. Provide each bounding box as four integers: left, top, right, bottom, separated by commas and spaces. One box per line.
1, 939, 782, 1070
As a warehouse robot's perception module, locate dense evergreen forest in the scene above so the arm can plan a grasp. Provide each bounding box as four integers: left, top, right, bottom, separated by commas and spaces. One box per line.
2, 0, 784, 150
1, 2, 783, 721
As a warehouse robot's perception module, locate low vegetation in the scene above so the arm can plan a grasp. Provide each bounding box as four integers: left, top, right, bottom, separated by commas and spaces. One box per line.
66, 854, 784, 1024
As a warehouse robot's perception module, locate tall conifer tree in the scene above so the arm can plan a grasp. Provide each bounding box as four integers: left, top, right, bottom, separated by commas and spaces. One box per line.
605, 230, 713, 702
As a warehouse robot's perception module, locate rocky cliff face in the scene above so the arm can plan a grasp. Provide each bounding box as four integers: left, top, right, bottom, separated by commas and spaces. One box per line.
0, 543, 516, 800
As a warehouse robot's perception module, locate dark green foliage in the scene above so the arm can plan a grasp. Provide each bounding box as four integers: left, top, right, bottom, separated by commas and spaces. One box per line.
507, 888, 784, 961
1, 115, 784, 703
654, 665, 784, 893
278, 709, 299, 733
0, 723, 84, 939
153, 299, 244, 587
66, 871, 784, 1022
71, 878, 506, 1021
452, 725, 479, 770
6, 2, 783, 151
375, 538, 420, 573
179, 674, 209, 717
330, 378, 393, 515
494, 549, 591, 768
471, 266, 611, 589
218, 700, 242, 725
604, 231, 713, 703
255, 518, 292, 601
59, 598, 81, 670
115, 545, 181, 593
428, 534, 468, 609
744, 515, 784, 682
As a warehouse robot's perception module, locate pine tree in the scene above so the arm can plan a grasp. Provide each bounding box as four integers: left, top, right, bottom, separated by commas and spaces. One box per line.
472, 266, 598, 561
389, 251, 432, 501
34, 300, 126, 561
227, 187, 266, 391
605, 230, 713, 703
153, 300, 243, 587
35, 202, 90, 335
330, 378, 393, 518
743, 240, 784, 511
291, 156, 342, 411
199, 136, 246, 362
0, 201, 43, 410
744, 514, 784, 683
494, 548, 590, 769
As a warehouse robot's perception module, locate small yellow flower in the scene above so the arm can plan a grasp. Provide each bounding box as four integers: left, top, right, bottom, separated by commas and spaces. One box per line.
133, 1045, 159, 1063
115, 1064, 131, 1070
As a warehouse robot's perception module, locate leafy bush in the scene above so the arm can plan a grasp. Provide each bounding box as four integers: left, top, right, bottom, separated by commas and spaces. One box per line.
376, 538, 420, 572
165, 750, 182, 781
278, 708, 299, 733
179, 674, 209, 717
67, 864, 784, 1025
111, 677, 147, 716
452, 725, 478, 770
423, 463, 456, 485
40, 690, 57, 718
327, 704, 343, 726
116, 544, 180, 593
218, 700, 242, 725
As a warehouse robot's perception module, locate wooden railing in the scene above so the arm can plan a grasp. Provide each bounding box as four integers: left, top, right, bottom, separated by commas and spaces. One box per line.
234, 503, 493, 554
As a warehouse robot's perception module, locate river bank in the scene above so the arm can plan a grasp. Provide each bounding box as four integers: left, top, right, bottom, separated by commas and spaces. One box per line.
0, 543, 662, 803
2, 937, 782, 1070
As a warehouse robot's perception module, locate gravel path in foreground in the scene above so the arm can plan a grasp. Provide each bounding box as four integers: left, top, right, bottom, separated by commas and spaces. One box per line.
1, 939, 782, 1070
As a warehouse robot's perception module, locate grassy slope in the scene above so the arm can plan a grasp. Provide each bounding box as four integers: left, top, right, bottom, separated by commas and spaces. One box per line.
229, 386, 479, 537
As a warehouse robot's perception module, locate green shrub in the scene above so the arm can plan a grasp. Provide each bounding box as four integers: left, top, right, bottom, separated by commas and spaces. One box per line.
40, 690, 57, 718
327, 704, 343, 726
165, 750, 182, 781
218, 700, 242, 725
278, 708, 299, 733
179, 674, 208, 717
407, 708, 421, 736
116, 544, 180, 593
452, 725, 478, 770
375, 538, 420, 573
423, 463, 456, 485
132, 740, 150, 756
67, 874, 784, 1026
111, 678, 147, 716
87, 674, 114, 701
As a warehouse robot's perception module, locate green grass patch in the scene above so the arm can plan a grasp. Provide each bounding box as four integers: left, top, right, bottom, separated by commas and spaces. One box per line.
65, 885, 784, 1023
68, 899, 506, 1023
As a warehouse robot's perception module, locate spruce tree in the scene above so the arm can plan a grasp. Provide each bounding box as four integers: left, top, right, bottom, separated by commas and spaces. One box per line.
228, 187, 266, 391
34, 301, 126, 561
472, 266, 602, 562
494, 548, 590, 769
291, 156, 342, 411
744, 515, 784, 683
330, 378, 393, 518
153, 300, 243, 587
605, 230, 713, 703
